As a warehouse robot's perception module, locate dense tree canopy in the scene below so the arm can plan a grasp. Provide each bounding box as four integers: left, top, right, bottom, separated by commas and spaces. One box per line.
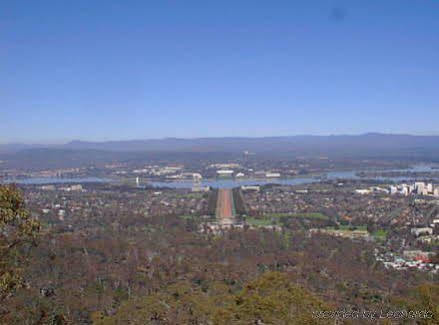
97, 272, 330, 324
0, 185, 40, 317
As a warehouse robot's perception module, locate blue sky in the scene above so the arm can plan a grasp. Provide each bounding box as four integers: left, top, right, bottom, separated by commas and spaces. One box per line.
1, 0, 438, 143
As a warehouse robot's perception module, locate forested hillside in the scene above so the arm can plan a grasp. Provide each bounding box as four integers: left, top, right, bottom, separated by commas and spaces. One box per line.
1, 185, 438, 324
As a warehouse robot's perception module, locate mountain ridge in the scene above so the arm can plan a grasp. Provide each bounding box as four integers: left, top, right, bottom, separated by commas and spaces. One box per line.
2, 133, 439, 154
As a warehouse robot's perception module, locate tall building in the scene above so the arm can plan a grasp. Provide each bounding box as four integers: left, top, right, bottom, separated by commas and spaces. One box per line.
415, 182, 425, 195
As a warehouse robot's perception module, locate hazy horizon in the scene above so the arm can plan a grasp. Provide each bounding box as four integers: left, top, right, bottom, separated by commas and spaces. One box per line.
3, 131, 439, 146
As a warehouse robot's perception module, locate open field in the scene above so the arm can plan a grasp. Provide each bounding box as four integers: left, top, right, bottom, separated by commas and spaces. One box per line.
263, 212, 329, 220
244, 212, 330, 227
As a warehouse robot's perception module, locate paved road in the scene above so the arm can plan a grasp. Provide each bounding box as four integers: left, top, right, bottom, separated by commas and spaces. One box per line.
216, 189, 235, 225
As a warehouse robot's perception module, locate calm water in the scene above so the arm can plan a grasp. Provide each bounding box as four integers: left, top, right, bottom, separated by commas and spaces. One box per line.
147, 165, 439, 189
3, 177, 111, 185
3, 165, 438, 189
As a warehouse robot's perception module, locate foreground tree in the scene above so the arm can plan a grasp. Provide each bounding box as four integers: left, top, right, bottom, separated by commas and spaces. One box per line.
0, 185, 40, 314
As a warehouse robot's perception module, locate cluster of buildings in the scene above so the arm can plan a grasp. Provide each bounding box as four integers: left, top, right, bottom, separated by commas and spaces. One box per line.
1, 167, 91, 180
132, 165, 184, 177
376, 250, 438, 273
209, 163, 241, 169
216, 170, 235, 177
60, 184, 84, 192
216, 170, 281, 178
355, 182, 439, 197
132, 166, 206, 184
241, 183, 409, 224
410, 221, 439, 244
30, 168, 84, 178
253, 171, 281, 178
34, 160, 318, 184
390, 182, 439, 197
200, 222, 282, 235
26, 185, 211, 230
241, 185, 261, 192
102, 160, 288, 182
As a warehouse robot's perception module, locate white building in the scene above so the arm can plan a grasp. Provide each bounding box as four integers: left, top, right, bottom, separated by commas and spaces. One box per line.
411, 227, 433, 237
217, 170, 234, 177
192, 173, 203, 180
265, 172, 281, 178
70, 184, 83, 191
40, 185, 55, 191
210, 163, 240, 169
60, 184, 83, 192
241, 185, 260, 191
415, 182, 425, 195
58, 209, 65, 221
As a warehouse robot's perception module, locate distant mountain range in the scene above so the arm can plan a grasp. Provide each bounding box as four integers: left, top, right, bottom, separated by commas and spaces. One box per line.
2, 133, 439, 170
2, 133, 439, 154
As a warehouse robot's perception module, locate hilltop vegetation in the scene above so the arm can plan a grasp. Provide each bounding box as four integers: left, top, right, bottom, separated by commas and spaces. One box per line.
97, 272, 331, 324
0, 184, 438, 324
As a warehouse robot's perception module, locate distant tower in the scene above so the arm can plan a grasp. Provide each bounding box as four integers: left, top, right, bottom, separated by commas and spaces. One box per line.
136, 177, 140, 187
243, 150, 249, 163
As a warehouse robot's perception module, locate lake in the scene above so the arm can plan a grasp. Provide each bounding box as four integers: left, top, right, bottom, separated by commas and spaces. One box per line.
3, 165, 438, 189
